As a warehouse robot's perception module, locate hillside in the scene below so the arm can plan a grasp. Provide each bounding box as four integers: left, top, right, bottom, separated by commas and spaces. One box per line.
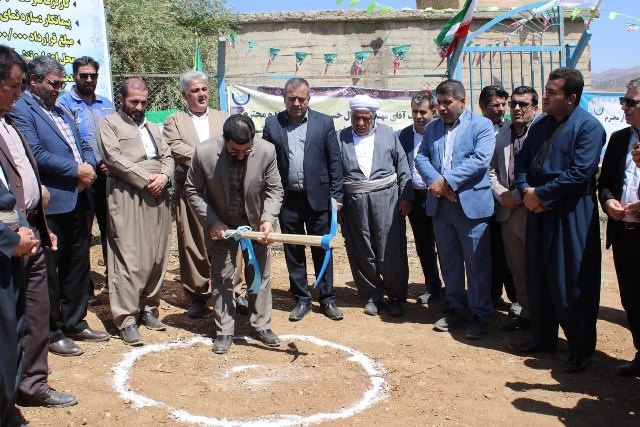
592, 66, 640, 92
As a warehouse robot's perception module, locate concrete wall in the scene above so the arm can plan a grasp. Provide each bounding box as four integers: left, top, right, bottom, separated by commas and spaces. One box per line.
225, 8, 591, 103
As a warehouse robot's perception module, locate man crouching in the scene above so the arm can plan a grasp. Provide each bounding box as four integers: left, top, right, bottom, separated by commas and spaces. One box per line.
185, 114, 283, 354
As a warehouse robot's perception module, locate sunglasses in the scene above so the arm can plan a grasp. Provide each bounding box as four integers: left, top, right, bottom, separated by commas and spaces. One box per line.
508, 101, 532, 109
619, 97, 640, 108
43, 78, 66, 90
78, 73, 99, 80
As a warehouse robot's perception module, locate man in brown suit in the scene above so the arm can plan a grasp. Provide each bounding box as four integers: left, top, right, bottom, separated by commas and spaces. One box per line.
97, 78, 174, 346
185, 114, 283, 354
163, 70, 247, 319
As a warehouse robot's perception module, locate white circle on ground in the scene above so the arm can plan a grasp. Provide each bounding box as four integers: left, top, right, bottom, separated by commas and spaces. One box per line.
111, 334, 389, 426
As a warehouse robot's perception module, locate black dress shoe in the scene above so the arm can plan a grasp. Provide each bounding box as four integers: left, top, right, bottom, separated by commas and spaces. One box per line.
139, 311, 167, 331
187, 300, 206, 319
289, 302, 311, 321
49, 337, 83, 357
321, 302, 343, 320
7, 413, 30, 427
500, 317, 531, 332
614, 359, 640, 377
508, 339, 556, 354
387, 298, 404, 317
121, 325, 143, 346
65, 327, 110, 342
17, 388, 77, 408
256, 329, 280, 347
236, 295, 250, 316
212, 335, 233, 354
364, 299, 384, 316
564, 355, 589, 373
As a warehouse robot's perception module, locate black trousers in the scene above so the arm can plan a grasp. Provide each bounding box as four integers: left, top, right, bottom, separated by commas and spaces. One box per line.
407, 191, 442, 295
490, 216, 516, 302
611, 226, 640, 356
45, 194, 91, 342
280, 190, 335, 306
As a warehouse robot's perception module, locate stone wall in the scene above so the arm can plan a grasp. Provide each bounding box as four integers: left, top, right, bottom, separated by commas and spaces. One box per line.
225, 8, 591, 104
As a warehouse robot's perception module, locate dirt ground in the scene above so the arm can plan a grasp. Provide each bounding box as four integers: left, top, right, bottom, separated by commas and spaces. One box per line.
16, 217, 640, 427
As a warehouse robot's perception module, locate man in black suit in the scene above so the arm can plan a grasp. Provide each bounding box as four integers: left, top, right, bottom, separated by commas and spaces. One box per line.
262, 78, 344, 321
598, 77, 640, 377
397, 93, 442, 304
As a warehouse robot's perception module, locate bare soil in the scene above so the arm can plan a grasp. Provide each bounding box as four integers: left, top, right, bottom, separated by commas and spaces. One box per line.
16, 218, 640, 426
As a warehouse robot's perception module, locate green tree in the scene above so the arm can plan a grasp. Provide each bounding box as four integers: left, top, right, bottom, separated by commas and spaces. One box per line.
105, 0, 238, 109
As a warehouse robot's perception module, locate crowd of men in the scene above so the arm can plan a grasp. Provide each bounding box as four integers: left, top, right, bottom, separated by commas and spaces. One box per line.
1, 42, 640, 426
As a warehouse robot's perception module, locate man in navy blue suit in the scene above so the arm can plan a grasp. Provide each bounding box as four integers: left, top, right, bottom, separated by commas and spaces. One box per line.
415, 79, 496, 340
262, 78, 344, 321
11, 56, 109, 358
510, 68, 605, 373
397, 93, 443, 305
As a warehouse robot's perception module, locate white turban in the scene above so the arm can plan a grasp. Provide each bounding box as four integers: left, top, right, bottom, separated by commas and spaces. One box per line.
349, 94, 381, 112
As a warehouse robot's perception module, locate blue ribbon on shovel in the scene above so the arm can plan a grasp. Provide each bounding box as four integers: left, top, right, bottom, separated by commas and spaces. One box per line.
313, 197, 338, 288
224, 225, 262, 295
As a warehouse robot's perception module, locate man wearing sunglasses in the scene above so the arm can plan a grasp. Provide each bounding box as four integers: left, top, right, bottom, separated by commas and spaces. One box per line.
11, 56, 109, 359
598, 77, 640, 377
59, 56, 115, 303
489, 86, 539, 333
511, 68, 605, 374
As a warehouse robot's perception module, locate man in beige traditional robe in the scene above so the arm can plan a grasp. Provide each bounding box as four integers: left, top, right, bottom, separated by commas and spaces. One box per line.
186, 114, 283, 354
163, 70, 247, 319
97, 78, 174, 346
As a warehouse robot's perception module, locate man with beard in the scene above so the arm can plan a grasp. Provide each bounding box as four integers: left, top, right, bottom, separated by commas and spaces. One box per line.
338, 94, 413, 317
510, 68, 605, 373
97, 78, 174, 346
59, 56, 115, 300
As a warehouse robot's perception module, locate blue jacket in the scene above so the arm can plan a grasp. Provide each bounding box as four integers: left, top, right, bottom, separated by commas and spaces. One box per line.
10, 92, 96, 215
415, 110, 496, 219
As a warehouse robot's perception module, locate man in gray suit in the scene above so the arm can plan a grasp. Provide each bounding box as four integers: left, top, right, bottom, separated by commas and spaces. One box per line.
489, 86, 539, 332
186, 114, 283, 355
163, 70, 248, 319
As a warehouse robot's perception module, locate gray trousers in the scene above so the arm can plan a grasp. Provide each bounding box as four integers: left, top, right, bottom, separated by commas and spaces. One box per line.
501, 207, 529, 319
210, 238, 272, 336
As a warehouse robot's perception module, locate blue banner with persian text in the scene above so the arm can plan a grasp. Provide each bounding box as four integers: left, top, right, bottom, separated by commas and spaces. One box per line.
0, 0, 113, 101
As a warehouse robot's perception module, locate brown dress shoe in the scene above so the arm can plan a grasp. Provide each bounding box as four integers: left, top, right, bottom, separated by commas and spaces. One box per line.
65, 327, 110, 342
48, 337, 83, 356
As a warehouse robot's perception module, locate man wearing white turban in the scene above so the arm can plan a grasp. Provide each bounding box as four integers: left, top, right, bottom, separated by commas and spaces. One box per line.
338, 94, 413, 317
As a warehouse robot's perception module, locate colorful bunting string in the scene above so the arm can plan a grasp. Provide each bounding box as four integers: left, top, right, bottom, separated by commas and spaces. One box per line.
323, 53, 338, 75
391, 45, 410, 75
246, 41, 258, 58
353, 50, 372, 75
295, 51, 309, 74
266, 47, 280, 71
227, 33, 238, 52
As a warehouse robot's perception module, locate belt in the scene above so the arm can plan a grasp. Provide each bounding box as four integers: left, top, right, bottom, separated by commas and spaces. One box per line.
623, 221, 640, 230
26, 209, 40, 225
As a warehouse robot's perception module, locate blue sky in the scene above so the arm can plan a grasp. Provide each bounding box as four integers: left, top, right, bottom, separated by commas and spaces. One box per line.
229, 0, 638, 72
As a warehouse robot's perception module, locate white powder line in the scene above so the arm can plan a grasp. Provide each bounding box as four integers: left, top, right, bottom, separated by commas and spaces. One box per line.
111, 334, 389, 426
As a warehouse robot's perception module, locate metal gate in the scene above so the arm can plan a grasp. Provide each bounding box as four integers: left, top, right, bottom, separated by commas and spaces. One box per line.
448, 1, 593, 111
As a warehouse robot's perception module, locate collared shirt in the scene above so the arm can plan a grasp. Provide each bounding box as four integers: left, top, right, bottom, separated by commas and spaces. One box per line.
0, 116, 40, 209
442, 117, 461, 174
621, 127, 640, 222
507, 122, 532, 189
0, 162, 8, 189
30, 91, 82, 164
286, 110, 308, 190
187, 108, 210, 143
493, 119, 506, 136
58, 87, 115, 162
226, 152, 248, 222
409, 126, 427, 190
352, 126, 376, 179
137, 117, 158, 159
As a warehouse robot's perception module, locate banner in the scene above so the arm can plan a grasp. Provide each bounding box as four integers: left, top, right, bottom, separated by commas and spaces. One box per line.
0, 0, 113, 101
227, 85, 428, 133
580, 91, 627, 165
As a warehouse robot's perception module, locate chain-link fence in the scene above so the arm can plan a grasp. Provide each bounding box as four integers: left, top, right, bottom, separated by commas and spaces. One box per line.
111, 73, 221, 115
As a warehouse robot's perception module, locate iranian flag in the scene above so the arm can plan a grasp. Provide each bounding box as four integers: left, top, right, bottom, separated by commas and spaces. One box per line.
434, 0, 477, 66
